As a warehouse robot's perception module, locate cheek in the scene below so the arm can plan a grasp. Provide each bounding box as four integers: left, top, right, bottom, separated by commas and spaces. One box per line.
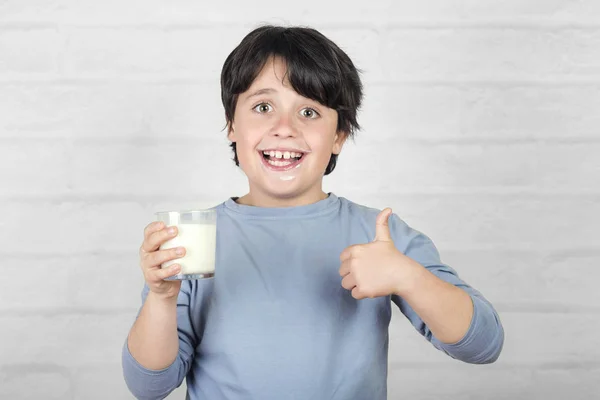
234, 118, 262, 148
232, 125, 263, 168
307, 125, 337, 156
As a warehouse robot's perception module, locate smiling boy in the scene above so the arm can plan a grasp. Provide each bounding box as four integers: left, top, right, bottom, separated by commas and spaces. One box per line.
122, 25, 504, 400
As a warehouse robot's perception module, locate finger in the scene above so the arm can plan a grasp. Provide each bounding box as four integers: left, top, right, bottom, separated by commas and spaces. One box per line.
339, 260, 350, 277
151, 263, 182, 281
144, 246, 186, 270
351, 287, 363, 299
341, 274, 356, 291
374, 208, 393, 242
144, 221, 165, 242
340, 244, 362, 262
340, 247, 352, 262
142, 225, 178, 253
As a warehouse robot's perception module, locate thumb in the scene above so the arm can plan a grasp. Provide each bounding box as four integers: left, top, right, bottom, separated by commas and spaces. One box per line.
374, 208, 393, 242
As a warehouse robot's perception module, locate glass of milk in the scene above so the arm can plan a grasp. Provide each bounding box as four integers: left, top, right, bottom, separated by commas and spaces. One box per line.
155, 208, 217, 280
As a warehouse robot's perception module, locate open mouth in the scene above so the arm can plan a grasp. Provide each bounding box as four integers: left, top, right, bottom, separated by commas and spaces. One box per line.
260, 150, 305, 170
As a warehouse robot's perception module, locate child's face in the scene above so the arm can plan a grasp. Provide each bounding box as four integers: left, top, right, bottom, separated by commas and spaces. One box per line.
228, 57, 346, 205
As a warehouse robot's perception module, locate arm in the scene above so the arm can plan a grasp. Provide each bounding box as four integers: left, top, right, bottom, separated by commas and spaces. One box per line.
390, 217, 504, 364
128, 291, 179, 370
395, 261, 475, 345
122, 283, 197, 400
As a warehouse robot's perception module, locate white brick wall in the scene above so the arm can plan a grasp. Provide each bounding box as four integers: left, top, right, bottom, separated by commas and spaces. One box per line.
1, 1, 598, 399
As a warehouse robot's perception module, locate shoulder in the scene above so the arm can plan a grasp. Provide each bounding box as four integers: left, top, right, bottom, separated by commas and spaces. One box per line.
336, 195, 420, 246
338, 195, 382, 222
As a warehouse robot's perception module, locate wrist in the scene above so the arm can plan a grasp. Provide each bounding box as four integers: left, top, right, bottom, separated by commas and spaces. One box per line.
147, 289, 179, 306
393, 259, 427, 297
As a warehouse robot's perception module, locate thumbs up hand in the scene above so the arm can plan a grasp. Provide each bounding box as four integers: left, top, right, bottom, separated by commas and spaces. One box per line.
339, 208, 422, 300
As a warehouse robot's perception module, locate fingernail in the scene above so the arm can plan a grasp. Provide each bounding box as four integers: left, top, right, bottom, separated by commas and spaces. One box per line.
175, 247, 184, 255
168, 227, 176, 234
172, 264, 180, 272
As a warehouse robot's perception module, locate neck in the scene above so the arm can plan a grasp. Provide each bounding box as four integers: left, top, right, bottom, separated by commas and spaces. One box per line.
235, 187, 329, 208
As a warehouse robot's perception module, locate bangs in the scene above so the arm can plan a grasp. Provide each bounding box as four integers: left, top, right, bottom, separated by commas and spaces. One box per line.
255, 32, 343, 108
221, 26, 361, 124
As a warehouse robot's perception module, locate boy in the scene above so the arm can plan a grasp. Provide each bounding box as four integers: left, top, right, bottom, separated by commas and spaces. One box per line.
122, 25, 504, 400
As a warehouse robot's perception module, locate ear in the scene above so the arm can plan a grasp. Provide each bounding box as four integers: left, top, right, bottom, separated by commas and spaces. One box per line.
227, 121, 236, 142
332, 131, 349, 155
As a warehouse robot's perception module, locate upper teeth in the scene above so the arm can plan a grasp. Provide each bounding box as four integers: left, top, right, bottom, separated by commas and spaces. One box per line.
263, 151, 302, 159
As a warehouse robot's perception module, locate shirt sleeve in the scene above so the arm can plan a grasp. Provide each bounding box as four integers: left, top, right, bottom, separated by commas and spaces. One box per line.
389, 214, 505, 364
121, 282, 198, 400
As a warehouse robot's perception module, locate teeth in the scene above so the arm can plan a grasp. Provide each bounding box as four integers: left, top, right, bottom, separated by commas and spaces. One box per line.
262, 150, 304, 160
268, 160, 292, 167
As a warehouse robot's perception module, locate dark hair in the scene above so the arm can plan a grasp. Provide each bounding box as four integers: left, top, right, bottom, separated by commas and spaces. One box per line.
220, 25, 363, 175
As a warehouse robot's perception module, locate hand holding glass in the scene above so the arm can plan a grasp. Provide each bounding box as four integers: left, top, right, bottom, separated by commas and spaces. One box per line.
155, 209, 217, 280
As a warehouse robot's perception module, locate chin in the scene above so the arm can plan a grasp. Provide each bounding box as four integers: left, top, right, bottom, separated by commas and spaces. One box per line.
261, 179, 306, 198
239, 154, 326, 202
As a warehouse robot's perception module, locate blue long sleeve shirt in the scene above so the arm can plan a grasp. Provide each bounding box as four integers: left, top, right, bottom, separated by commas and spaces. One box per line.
122, 193, 504, 399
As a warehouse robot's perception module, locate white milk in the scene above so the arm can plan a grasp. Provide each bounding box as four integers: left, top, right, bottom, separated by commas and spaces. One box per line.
160, 223, 217, 275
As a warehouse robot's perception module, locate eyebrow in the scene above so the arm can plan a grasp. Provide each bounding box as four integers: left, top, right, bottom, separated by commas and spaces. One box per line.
245, 88, 277, 100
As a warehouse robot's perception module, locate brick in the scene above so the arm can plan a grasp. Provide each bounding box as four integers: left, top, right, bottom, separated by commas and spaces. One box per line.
314, 28, 383, 83
0, 83, 223, 138
0, 29, 61, 75
143, 83, 226, 138
2, 0, 600, 24
331, 193, 600, 251
0, 0, 167, 25
72, 363, 189, 399
0, 84, 147, 138
388, 366, 600, 399
62, 27, 379, 81
461, 85, 600, 139
0, 142, 71, 196
63, 27, 249, 79
67, 253, 146, 310
0, 253, 145, 312
341, 142, 600, 192
70, 1, 391, 25
442, 250, 600, 309
66, 142, 254, 198
388, 309, 600, 365
361, 84, 600, 140
0, 202, 150, 254
0, 1, 59, 23
63, 28, 167, 77
71, 363, 131, 400
359, 85, 462, 139
163, 27, 253, 79
0, 313, 135, 367
383, 1, 600, 23
0, 257, 70, 311
162, 27, 381, 82
383, 28, 600, 81
0, 365, 71, 400
0, 199, 237, 255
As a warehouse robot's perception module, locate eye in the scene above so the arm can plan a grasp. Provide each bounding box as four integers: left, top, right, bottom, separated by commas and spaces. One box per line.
253, 103, 272, 113
301, 107, 320, 119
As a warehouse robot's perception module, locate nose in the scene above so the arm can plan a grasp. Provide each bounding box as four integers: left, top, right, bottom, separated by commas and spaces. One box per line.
270, 113, 299, 138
